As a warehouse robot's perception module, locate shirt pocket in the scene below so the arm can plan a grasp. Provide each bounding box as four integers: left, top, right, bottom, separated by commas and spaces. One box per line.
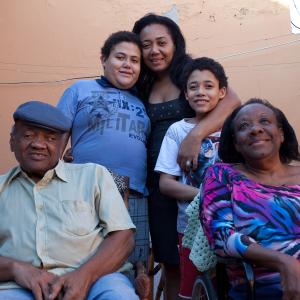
60, 200, 98, 236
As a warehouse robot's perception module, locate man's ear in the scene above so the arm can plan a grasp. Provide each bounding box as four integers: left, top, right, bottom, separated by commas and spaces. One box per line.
60, 133, 70, 158
100, 55, 106, 70
10, 133, 15, 153
218, 87, 227, 100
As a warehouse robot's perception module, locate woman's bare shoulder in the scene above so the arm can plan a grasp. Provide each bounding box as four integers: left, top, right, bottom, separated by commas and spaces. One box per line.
285, 164, 300, 184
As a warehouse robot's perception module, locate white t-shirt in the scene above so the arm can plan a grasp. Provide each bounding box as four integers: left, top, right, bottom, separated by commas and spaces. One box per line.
155, 119, 220, 233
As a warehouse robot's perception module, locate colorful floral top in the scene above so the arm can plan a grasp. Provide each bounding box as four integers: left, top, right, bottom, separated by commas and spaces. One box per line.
200, 163, 300, 286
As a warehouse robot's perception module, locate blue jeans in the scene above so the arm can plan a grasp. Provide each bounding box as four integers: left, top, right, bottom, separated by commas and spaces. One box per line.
0, 272, 139, 300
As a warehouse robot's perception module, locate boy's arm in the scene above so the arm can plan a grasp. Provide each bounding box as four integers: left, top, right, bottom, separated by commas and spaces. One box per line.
177, 86, 241, 171
156, 121, 199, 200
159, 173, 199, 201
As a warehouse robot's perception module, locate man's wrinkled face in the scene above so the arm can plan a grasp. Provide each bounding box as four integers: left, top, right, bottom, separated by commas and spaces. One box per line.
10, 121, 66, 182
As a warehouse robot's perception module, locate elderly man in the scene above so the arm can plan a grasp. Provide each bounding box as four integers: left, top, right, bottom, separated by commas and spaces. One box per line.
0, 101, 138, 300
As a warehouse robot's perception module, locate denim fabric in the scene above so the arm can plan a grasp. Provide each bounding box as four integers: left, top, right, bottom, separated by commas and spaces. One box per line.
0, 289, 33, 300
87, 273, 139, 300
0, 272, 138, 300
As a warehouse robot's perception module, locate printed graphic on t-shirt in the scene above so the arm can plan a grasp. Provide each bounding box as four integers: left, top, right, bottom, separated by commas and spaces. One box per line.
185, 136, 220, 187
78, 91, 149, 144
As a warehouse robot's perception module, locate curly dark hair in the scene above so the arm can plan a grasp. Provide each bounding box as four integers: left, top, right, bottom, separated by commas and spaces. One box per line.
101, 31, 142, 60
219, 98, 300, 164
181, 57, 228, 92
132, 13, 192, 100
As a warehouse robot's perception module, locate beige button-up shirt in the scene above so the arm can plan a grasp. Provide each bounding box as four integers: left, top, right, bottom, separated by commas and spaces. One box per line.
0, 160, 135, 289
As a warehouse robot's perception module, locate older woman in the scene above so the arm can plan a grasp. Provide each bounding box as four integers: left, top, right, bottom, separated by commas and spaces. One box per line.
201, 98, 300, 299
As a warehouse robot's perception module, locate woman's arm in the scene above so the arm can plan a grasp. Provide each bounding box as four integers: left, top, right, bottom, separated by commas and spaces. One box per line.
201, 165, 254, 257
244, 243, 300, 300
202, 165, 300, 299
178, 87, 240, 171
159, 173, 199, 201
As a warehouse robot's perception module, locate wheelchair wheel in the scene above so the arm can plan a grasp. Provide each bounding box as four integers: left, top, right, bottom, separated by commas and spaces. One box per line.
192, 275, 218, 300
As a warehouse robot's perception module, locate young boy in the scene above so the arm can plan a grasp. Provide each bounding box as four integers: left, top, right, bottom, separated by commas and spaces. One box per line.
155, 57, 228, 299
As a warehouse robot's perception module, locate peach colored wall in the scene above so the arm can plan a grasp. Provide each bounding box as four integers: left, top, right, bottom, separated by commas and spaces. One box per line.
1, 0, 299, 173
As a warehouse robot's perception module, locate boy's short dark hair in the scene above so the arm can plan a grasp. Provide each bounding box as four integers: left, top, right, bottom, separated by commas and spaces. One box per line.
101, 31, 142, 59
181, 57, 228, 91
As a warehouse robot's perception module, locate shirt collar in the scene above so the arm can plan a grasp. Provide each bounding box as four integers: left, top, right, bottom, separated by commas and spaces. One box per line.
5, 166, 22, 186
96, 76, 138, 97
6, 160, 68, 185
52, 160, 69, 182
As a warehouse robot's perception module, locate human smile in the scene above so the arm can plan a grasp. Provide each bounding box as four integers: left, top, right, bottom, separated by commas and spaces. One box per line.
194, 99, 209, 104
119, 70, 133, 76
249, 139, 270, 146
149, 57, 164, 64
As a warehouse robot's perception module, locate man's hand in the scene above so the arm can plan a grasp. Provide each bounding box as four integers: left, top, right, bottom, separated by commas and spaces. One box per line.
47, 230, 134, 300
48, 269, 91, 300
134, 261, 150, 299
135, 273, 150, 300
12, 261, 58, 300
177, 129, 202, 172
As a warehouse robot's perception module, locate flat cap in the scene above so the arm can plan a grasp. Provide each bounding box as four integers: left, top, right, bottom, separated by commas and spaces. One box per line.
13, 100, 72, 133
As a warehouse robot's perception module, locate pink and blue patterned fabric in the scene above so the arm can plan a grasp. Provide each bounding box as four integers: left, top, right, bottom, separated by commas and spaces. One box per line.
200, 163, 300, 286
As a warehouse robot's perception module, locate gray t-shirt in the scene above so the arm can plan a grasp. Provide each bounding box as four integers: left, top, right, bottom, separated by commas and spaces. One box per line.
57, 78, 150, 195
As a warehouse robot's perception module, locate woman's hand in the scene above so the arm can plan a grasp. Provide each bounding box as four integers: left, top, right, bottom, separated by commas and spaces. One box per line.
278, 255, 300, 300
244, 243, 300, 300
63, 148, 73, 162
177, 86, 240, 172
177, 129, 202, 172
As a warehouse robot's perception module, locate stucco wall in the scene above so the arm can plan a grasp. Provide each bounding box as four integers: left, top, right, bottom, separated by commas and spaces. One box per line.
0, 0, 299, 172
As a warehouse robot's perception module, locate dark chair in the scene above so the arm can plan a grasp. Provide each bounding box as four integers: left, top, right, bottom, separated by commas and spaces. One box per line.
191, 257, 255, 300
147, 258, 163, 300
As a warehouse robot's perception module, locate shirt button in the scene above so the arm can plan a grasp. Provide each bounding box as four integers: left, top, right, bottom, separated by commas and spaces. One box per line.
36, 203, 43, 209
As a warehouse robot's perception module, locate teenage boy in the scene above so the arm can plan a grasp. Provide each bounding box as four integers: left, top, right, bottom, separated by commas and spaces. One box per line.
155, 57, 228, 299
